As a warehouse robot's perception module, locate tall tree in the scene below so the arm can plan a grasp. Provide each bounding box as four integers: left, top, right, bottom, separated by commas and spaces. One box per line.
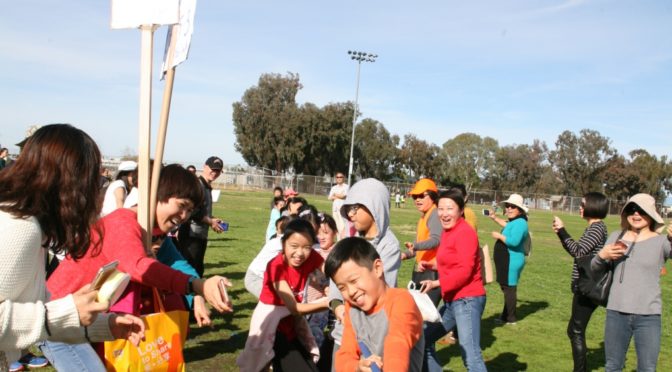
232, 72, 303, 172
441, 133, 498, 189
398, 134, 441, 180
296, 102, 354, 175
485, 141, 549, 193
352, 118, 399, 180
604, 150, 672, 201
548, 129, 615, 195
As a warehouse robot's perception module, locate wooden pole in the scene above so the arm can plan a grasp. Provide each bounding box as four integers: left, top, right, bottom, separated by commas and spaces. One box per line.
149, 25, 178, 233
137, 24, 156, 250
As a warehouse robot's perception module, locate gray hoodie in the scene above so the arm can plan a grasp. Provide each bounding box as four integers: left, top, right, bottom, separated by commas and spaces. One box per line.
329, 178, 401, 345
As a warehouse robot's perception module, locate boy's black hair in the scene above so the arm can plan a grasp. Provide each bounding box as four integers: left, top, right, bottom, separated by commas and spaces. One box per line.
582, 192, 608, 219
275, 215, 293, 235
324, 237, 380, 279
281, 218, 317, 245
273, 186, 284, 194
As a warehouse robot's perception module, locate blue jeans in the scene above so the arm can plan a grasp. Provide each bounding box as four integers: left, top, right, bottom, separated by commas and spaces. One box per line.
39, 341, 105, 372
424, 296, 487, 372
604, 310, 661, 372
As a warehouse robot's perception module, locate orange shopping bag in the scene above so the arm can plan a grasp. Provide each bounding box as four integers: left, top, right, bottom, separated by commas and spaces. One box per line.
104, 288, 189, 372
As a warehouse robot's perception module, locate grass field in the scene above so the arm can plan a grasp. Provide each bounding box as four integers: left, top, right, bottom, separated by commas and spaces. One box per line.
179, 190, 672, 371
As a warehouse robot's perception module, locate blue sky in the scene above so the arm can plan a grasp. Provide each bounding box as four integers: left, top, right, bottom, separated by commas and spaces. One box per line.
1, 0, 670, 167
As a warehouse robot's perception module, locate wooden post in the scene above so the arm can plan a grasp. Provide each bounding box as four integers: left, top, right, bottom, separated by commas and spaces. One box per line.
149, 25, 178, 232
137, 24, 157, 250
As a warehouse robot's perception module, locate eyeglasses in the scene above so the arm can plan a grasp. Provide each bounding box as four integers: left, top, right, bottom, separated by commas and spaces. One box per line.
335, 176, 344, 179
624, 203, 646, 217
152, 234, 167, 243
504, 203, 516, 209
412, 193, 429, 200
345, 204, 361, 217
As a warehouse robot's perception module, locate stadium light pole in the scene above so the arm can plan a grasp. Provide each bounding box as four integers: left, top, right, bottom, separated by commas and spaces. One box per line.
347, 50, 377, 186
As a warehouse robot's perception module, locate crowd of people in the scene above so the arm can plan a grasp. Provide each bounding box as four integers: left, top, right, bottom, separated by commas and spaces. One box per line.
2, 124, 672, 372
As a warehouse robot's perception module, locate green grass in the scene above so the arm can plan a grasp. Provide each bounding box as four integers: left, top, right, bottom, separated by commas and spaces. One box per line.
176, 191, 672, 371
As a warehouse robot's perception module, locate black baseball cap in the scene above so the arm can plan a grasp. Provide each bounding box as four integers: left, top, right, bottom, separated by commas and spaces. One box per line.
205, 156, 223, 170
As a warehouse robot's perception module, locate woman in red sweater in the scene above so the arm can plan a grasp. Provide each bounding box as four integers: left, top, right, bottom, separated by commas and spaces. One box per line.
44, 164, 232, 371
420, 189, 487, 372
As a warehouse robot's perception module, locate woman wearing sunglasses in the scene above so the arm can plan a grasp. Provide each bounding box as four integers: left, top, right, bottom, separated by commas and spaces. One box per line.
487, 193, 529, 325
591, 193, 672, 372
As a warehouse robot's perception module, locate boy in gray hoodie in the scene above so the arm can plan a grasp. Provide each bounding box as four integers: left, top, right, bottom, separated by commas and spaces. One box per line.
328, 178, 401, 368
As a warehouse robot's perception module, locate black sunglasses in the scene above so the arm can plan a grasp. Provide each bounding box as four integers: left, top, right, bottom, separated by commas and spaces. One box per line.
412, 193, 428, 200
624, 203, 646, 217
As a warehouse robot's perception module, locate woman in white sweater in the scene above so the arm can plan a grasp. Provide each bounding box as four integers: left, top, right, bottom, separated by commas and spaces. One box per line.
0, 124, 144, 371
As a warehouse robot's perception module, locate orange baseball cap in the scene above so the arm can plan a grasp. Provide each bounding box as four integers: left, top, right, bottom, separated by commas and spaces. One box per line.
408, 178, 438, 195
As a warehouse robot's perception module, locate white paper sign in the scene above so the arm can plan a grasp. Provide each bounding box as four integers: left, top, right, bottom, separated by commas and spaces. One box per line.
111, 0, 180, 29
162, 0, 197, 75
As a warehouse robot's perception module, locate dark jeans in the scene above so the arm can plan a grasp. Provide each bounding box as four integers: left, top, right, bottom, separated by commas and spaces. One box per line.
604, 310, 661, 372
567, 292, 598, 372
412, 270, 442, 307
499, 285, 517, 322
176, 234, 207, 277
273, 332, 319, 372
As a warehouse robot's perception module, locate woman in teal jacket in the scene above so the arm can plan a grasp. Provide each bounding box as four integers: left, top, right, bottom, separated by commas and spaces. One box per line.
488, 194, 529, 324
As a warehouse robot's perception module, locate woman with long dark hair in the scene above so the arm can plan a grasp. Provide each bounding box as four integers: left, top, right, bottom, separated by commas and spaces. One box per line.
0, 124, 144, 370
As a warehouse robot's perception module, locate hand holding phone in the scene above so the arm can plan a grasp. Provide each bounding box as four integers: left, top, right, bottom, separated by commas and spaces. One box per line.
218, 279, 230, 303
90, 261, 119, 290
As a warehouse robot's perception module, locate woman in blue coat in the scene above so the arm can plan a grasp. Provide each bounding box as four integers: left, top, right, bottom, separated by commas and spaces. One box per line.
488, 194, 529, 324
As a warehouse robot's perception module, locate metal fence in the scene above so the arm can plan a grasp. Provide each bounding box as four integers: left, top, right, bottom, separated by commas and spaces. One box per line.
210, 170, 642, 216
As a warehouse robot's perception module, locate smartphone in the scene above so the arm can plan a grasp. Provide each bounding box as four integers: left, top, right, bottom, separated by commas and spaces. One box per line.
218, 279, 230, 303
618, 239, 634, 257
90, 261, 119, 290
218, 221, 229, 231
358, 342, 381, 372
482, 209, 490, 216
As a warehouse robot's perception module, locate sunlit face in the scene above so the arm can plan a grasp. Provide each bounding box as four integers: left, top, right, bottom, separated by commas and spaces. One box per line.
333, 259, 385, 312
504, 203, 522, 219
335, 173, 345, 185
345, 204, 376, 237
437, 197, 463, 230
273, 190, 283, 198
275, 200, 286, 210
317, 223, 336, 250
412, 193, 433, 213
283, 232, 314, 268
202, 164, 222, 183
155, 197, 194, 232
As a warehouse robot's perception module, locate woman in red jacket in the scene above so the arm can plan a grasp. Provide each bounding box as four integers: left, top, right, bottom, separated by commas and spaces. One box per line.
420, 189, 487, 372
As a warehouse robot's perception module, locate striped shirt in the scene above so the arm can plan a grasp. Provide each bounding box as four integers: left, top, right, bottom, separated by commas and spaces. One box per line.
556, 221, 607, 291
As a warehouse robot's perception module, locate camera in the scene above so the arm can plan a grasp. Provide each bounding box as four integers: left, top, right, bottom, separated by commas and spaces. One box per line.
482, 209, 490, 216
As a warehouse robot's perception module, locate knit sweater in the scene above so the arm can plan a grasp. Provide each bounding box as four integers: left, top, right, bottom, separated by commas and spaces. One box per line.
0, 210, 112, 366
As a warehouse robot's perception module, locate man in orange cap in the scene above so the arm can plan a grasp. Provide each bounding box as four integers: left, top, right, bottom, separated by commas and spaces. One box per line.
402, 178, 443, 306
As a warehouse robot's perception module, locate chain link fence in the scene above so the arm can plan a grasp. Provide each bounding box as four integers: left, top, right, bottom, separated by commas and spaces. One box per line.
210, 170, 643, 216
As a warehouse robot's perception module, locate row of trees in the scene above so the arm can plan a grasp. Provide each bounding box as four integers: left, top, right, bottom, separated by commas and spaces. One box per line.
233, 73, 672, 201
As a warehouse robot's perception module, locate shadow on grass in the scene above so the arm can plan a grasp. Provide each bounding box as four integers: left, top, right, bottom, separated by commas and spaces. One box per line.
208, 236, 236, 243
486, 352, 528, 371
184, 329, 248, 363
586, 341, 605, 371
